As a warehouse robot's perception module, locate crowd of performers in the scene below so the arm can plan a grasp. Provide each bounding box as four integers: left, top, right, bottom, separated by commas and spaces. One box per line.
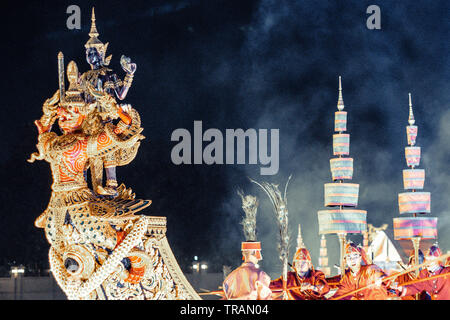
221, 240, 450, 300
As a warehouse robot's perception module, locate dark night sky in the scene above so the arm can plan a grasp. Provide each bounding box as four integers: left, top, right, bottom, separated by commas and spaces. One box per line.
0, 0, 449, 276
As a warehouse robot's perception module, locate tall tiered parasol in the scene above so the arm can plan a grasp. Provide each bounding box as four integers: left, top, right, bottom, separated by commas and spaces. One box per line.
317, 77, 367, 274
393, 94, 437, 277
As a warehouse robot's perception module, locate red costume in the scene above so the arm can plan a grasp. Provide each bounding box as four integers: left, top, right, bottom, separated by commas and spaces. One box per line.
270, 269, 329, 300
270, 247, 329, 300
396, 250, 430, 300
401, 246, 450, 300
401, 267, 450, 300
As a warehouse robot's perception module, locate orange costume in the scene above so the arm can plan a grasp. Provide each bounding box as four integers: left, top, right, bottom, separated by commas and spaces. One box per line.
222, 241, 272, 300
270, 248, 330, 300
333, 243, 390, 300
334, 264, 390, 300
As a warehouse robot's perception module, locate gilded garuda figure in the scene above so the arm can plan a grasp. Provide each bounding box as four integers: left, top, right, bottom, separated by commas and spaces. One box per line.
79, 8, 139, 197
28, 57, 153, 298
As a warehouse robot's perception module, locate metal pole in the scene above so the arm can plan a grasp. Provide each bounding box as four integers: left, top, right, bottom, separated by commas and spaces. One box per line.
411, 237, 421, 276
19, 274, 23, 300
14, 275, 17, 300
51, 271, 55, 300
363, 231, 369, 255
338, 233, 346, 275
411, 236, 421, 300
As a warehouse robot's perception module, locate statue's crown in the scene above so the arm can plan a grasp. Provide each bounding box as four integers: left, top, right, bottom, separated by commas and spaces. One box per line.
84, 7, 111, 65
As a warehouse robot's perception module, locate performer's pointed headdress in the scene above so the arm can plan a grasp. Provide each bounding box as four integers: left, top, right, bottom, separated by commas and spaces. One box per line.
238, 189, 261, 260
293, 224, 313, 273
84, 8, 112, 66
293, 224, 311, 262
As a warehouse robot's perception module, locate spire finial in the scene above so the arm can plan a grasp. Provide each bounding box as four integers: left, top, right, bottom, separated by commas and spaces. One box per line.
297, 224, 305, 249
89, 7, 99, 38
85, 7, 108, 59
337, 76, 345, 111
408, 93, 415, 125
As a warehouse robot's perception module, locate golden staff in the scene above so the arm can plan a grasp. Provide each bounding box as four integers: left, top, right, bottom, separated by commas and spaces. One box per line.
331, 253, 450, 300
198, 290, 225, 296
387, 253, 450, 281
199, 281, 342, 297
398, 271, 449, 287
271, 282, 340, 293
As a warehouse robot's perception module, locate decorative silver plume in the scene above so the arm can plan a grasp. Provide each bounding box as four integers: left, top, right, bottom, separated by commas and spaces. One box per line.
237, 189, 259, 241
250, 175, 292, 298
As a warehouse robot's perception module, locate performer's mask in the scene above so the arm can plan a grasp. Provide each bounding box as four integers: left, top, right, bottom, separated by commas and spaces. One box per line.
344, 242, 368, 268
293, 248, 312, 273
241, 249, 262, 261
346, 252, 362, 270
426, 245, 442, 270
294, 259, 311, 274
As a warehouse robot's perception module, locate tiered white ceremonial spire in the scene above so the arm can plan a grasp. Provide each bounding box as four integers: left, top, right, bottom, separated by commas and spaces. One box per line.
317, 77, 368, 274
393, 94, 437, 273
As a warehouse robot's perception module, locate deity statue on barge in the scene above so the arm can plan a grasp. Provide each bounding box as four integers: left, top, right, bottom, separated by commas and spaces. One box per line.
79, 8, 139, 197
